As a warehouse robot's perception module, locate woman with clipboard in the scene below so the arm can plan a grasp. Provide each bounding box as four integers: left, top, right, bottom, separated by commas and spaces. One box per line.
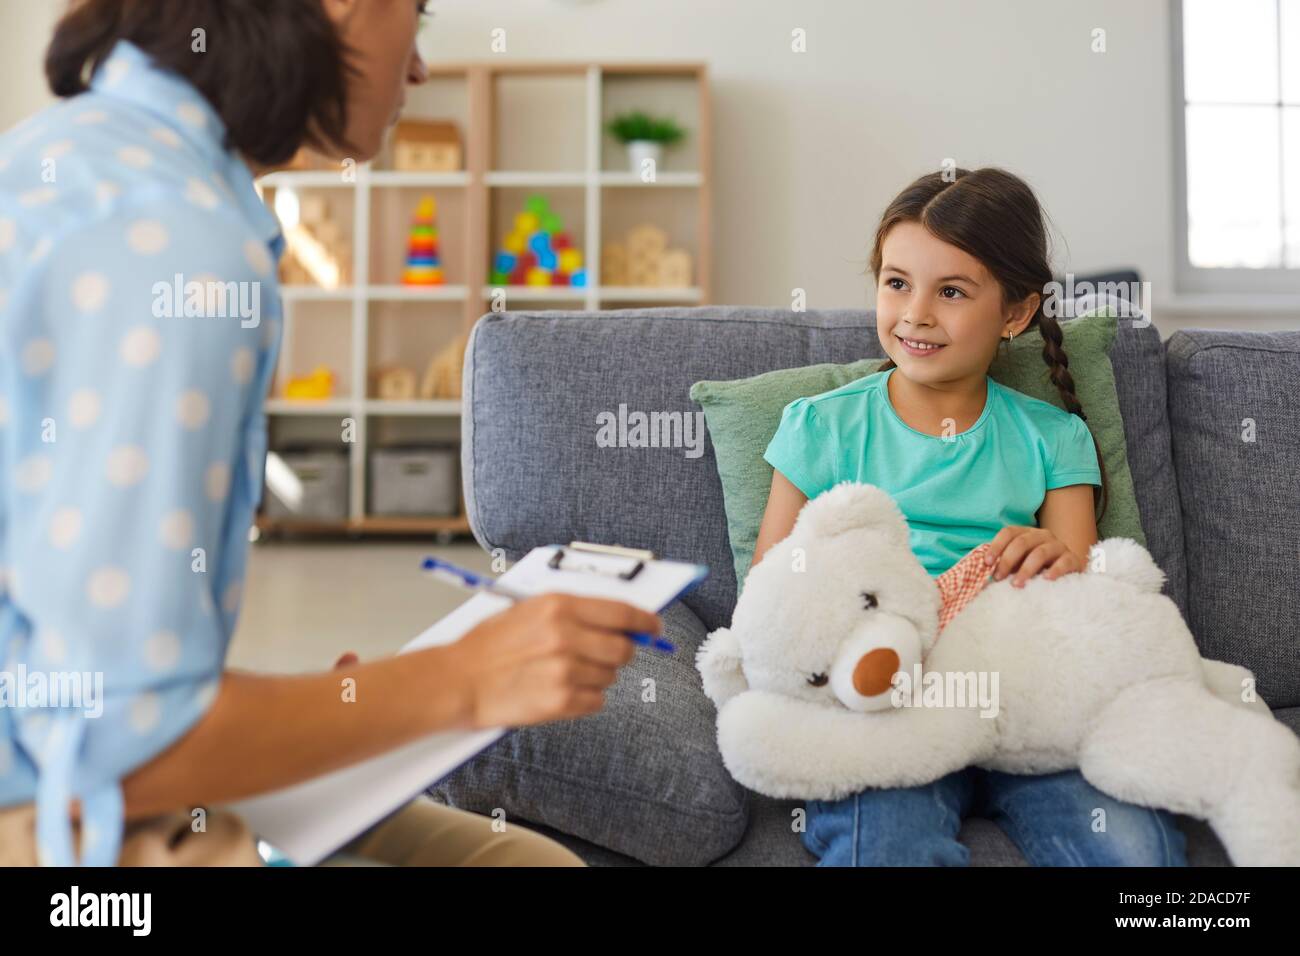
0, 0, 660, 867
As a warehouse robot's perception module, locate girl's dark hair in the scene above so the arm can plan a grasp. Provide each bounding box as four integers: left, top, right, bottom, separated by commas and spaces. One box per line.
46, 0, 357, 166
869, 167, 1109, 524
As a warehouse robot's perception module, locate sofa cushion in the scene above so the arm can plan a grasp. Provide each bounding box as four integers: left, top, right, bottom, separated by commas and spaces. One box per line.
1166, 330, 1300, 707
690, 307, 1146, 588
461, 306, 1183, 633
427, 600, 748, 866
1104, 306, 1188, 618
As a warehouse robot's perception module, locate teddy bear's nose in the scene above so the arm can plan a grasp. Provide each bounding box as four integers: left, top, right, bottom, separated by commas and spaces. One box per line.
853, 648, 901, 697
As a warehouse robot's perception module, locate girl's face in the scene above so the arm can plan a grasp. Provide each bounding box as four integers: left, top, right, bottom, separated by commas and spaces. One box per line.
321, 0, 430, 161
875, 221, 1037, 384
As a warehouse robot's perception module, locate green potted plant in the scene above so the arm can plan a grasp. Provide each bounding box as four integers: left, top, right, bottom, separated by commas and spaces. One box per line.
606, 111, 686, 173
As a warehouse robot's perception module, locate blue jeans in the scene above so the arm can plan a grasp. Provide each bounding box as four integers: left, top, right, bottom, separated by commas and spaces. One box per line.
802, 768, 1188, 866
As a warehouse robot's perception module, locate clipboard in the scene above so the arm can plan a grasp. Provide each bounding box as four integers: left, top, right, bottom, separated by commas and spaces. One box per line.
226, 543, 707, 866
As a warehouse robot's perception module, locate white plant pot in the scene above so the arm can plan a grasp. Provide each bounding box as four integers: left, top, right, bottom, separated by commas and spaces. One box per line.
626, 140, 664, 174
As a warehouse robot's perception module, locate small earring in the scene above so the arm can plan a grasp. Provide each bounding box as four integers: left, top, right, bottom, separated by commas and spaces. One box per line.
1005, 331, 1015, 344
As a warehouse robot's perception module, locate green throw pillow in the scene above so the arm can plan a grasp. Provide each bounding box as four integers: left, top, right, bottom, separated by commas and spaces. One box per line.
689, 307, 1145, 589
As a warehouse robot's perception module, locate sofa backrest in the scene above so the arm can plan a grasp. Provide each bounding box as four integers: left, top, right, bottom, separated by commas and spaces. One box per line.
461, 307, 1184, 633
1166, 329, 1300, 708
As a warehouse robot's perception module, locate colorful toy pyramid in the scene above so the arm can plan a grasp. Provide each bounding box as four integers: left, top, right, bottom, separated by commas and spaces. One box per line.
402, 195, 444, 285
490, 194, 586, 288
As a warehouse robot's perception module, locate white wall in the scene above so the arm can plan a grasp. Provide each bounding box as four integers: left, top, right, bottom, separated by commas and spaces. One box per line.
0, 0, 61, 131
3, 0, 1294, 334
413, 0, 1295, 334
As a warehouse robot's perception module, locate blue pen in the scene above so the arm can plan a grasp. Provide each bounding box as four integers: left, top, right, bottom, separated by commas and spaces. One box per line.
421, 556, 676, 654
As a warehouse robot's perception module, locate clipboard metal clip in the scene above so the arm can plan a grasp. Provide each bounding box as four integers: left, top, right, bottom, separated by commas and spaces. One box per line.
549, 541, 654, 581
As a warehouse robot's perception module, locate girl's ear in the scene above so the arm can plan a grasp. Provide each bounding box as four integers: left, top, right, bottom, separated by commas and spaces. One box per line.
1004, 291, 1040, 336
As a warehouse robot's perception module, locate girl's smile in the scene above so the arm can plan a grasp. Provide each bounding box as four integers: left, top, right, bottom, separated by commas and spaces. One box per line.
896, 335, 948, 356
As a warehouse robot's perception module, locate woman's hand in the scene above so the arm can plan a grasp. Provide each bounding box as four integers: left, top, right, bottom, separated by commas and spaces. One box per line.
331, 593, 655, 731
446, 594, 659, 730
984, 526, 1087, 587
121, 598, 655, 819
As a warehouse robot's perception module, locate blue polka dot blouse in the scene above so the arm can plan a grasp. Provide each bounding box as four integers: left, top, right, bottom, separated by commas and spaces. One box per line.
0, 40, 285, 865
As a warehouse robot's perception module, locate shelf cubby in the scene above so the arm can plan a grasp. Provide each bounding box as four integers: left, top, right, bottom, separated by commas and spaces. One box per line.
364, 414, 463, 526
369, 186, 468, 287
372, 71, 469, 174
600, 184, 700, 293
366, 300, 465, 400
488, 184, 586, 293
267, 413, 353, 456
260, 184, 357, 291
492, 71, 588, 174
273, 300, 354, 399
600, 70, 703, 175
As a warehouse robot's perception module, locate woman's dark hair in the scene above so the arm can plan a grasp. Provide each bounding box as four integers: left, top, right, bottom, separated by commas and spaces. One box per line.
46, 0, 356, 166
869, 167, 1109, 524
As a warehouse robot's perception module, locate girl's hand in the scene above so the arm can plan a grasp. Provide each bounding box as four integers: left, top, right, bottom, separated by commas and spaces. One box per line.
984, 526, 1086, 587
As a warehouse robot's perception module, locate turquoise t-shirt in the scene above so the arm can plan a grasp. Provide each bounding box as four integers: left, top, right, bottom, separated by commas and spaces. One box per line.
762, 368, 1102, 577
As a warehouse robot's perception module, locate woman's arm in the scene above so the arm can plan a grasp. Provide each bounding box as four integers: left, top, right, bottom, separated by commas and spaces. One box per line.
120, 594, 658, 819
750, 470, 808, 574
121, 650, 469, 819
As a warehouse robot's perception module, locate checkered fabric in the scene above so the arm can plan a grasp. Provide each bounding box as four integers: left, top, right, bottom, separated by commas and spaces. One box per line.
935, 543, 995, 633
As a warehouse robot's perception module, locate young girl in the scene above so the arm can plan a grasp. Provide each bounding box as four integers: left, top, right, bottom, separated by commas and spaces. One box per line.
751, 167, 1186, 867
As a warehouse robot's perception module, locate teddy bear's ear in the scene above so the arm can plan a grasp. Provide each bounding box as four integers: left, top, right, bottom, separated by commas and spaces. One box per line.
1087, 537, 1166, 593
792, 482, 911, 548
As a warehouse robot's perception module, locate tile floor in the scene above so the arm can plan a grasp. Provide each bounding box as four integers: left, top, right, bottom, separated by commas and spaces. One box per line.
227, 540, 495, 673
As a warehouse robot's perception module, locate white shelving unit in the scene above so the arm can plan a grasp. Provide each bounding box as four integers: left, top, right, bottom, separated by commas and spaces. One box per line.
256, 61, 710, 536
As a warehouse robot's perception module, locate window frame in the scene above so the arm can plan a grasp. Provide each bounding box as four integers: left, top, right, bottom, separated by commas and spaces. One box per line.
1172, 0, 1300, 294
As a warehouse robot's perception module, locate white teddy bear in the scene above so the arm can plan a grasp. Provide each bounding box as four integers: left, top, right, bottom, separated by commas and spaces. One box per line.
696, 482, 1300, 866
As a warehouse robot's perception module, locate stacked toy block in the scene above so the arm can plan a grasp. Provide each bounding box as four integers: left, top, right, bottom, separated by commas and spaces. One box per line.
490, 194, 586, 287
402, 195, 444, 286
601, 223, 693, 288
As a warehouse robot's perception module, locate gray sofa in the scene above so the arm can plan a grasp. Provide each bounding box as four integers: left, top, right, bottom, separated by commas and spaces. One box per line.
429, 305, 1300, 866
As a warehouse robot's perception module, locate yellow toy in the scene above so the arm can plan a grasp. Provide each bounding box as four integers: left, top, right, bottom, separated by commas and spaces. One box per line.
283, 366, 336, 401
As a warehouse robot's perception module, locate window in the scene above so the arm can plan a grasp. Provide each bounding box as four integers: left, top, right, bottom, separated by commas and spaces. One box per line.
1174, 0, 1300, 292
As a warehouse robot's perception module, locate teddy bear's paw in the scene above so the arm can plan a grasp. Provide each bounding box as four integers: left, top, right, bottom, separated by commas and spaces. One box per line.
1214, 720, 1300, 865
716, 690, 987, 799
1215, 776, 1300, 866
1080, 677, 1300, 866
696, 627, 748, 708
716, 691, 850, 799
